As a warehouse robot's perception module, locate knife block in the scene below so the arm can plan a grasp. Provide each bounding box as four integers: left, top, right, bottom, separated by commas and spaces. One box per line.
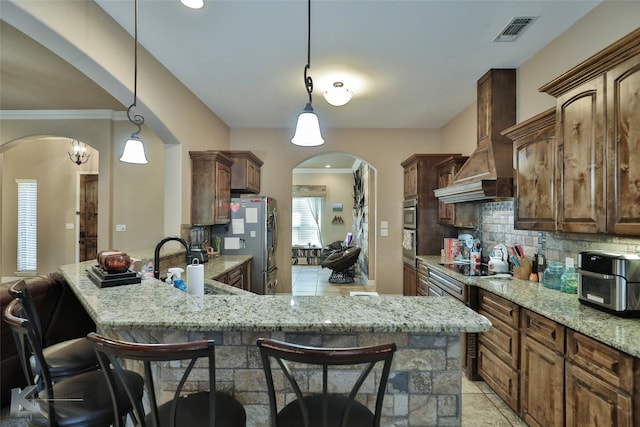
513, 257, 531, 280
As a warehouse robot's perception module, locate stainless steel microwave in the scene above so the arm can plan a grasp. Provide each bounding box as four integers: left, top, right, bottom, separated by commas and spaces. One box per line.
403, 199, 417, 229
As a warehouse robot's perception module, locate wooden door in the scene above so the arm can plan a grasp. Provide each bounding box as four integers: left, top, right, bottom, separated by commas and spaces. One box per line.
520, 335, 564, 427
556, 76, 606, 233
79, 174, 98, 261
607, 54, 640, 235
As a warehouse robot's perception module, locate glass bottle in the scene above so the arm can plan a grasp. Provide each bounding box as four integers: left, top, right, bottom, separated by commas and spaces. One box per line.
561, 257, 578, 294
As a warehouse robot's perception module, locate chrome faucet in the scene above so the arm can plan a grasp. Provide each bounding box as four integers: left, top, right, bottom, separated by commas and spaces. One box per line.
154, 237, 192, 279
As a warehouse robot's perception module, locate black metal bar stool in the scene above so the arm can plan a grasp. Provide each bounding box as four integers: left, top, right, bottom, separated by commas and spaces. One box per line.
3, 298, 143, 426
8, 280, 99, 388
257, 337, 396, 427
87, 332, 247, 427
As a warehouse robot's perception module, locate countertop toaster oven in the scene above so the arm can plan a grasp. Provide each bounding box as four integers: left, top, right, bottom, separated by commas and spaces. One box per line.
577, 250, 640, 317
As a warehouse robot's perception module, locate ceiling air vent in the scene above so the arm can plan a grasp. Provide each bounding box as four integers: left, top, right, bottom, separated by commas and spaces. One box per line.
494, 16, 538, 42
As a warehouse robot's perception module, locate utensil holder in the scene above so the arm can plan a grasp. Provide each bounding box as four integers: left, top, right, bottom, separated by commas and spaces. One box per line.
513, 257, 531, 280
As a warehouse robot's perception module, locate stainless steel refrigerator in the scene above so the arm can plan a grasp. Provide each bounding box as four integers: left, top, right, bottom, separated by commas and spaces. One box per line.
212, 197, 278, 294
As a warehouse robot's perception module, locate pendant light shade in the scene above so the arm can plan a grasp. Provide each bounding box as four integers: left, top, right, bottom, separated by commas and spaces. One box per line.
292, 104, 324, 146
120, 135, 148, 164
291, 0, 325, 147
120, 0, 148, 164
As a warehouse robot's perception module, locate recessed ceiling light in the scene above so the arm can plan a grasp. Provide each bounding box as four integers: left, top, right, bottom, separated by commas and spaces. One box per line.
325, 164, 331, 168
180, 0, 204, 10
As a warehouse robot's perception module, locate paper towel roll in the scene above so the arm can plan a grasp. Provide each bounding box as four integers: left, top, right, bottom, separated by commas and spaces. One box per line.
187, 263, 204, 296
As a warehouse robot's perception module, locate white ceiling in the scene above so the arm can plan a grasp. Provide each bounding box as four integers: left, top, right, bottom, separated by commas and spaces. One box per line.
1, 0, 601, 133
90, 0, 601, 130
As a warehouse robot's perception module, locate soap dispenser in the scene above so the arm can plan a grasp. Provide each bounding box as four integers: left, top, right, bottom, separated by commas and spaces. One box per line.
168, 267, 186, 291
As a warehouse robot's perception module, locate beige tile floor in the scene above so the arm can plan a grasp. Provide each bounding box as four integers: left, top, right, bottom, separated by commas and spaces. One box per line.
292, 264, 527, 426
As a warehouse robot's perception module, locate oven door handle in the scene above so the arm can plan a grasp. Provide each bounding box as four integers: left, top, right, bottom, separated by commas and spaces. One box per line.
577, 269, 616, 280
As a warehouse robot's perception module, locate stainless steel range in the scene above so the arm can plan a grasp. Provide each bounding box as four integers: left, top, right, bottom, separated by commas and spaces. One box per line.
577, 250, 640, 317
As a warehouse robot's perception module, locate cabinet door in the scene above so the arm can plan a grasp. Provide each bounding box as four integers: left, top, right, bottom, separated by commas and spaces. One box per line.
215, 162, 231, 224
556, 76, 606, 233
478, 343, 519, 411
403, 264, 417, 296
437, 164, 455, 225
403, 162, 418, 198
520, 335, 564, 427
511, 110, 557, 231
565, 362, 633, 427
607, 54, 640, 235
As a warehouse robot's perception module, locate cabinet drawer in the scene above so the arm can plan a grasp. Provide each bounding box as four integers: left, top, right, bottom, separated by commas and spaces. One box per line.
567, 330, 634, 393
478, 343, 519, 412
522, 309, 565, 353
478, 310, 519, 369
478, 289, 519, 328
426, 268, 465, 302
417, 260, 429, 277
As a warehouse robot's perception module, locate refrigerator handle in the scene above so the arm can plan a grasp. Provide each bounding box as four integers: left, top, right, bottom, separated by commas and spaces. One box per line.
272, 208, 278, 250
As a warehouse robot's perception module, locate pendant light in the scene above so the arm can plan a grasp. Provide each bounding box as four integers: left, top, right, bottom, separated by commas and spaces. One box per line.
291, 0, 324, 147
120, 0, 149, 164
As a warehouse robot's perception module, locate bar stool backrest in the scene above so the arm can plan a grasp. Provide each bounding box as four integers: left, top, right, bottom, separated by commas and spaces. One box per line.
87, 332, 246, 427
257, 338, 396, 427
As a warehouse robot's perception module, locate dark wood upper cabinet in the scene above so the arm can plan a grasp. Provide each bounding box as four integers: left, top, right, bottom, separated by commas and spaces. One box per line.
539, 28, 640, 236
504, 109, 557, 231
189, 151, 234, 225
225, 150, 263, 194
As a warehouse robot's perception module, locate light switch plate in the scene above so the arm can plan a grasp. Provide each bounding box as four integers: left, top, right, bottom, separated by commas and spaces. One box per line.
251, 230, 256, 237
381, 221, 389, 229
66, 223, 74, 229
381, 229, 389, 236
116, 224, 127, 232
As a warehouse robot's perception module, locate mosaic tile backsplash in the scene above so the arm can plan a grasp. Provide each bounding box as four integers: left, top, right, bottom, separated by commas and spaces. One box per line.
470, 201, 640, 266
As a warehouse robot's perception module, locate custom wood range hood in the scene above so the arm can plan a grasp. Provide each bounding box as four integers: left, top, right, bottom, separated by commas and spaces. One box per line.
435, 69, 516, 203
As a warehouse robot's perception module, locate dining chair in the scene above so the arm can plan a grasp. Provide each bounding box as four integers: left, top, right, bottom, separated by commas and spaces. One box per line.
257, 337, 396, 427
9, 280, 99, 388
3, 298, 143, 426
87, 332, 247, 427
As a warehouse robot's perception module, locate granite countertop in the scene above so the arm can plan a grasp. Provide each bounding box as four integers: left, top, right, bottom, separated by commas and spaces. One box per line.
59, 257, 491, 335
417, 255, 640, 358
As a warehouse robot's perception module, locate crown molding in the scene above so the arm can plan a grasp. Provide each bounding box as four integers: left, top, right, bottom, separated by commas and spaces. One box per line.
0, 109, 127, 120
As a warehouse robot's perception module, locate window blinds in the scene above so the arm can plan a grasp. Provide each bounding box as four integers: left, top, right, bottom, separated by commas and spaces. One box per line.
16, 179, 37, 273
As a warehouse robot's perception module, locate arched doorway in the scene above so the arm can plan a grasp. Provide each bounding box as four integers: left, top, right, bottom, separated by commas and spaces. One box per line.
0, 136, 99, 280
291, 152, 377, 295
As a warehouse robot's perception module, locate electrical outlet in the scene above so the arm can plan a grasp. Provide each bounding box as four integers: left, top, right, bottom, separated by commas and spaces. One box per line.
116, 224, 127, 232
380, 229, 389, 237
66, 223, 74, 229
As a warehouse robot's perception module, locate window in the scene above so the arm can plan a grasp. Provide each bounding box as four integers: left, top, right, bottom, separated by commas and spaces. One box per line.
16, 179, 37, 273
292, 197, 322, 247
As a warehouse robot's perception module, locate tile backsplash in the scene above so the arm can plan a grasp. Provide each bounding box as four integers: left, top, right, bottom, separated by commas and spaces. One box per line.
473, 201, 640, 264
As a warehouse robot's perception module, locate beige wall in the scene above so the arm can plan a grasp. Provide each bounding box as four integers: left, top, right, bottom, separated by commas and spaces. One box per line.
231, 128, 442, 294
292, 171, 355, 247
0, 117, 165, 277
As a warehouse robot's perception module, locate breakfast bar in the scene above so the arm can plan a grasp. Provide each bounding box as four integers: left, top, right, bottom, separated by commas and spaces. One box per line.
59, 258, 490, 427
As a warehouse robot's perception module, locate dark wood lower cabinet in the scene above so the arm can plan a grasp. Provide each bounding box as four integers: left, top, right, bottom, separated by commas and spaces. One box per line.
403, 263, 416, 296
565, 362, 633, 427
521, 335, 564, 426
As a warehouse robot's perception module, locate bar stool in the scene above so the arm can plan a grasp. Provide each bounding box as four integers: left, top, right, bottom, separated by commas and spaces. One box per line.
3, 298, 143, 426
87, 332, 247, 427
257, 337, 396, 427
9, 280, 99, 386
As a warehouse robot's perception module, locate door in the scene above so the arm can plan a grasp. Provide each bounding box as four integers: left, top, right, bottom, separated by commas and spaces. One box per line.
79, 174, 98, 262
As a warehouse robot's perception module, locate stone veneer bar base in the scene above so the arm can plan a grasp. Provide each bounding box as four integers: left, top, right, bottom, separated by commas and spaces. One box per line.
100, 328, 463, 427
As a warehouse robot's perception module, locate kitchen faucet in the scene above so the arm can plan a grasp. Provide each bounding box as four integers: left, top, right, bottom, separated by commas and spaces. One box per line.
154, 237, 192, 279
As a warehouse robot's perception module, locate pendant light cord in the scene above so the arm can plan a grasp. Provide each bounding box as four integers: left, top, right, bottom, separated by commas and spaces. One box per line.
127, 0, 145, 137
303, 0, 313, 105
